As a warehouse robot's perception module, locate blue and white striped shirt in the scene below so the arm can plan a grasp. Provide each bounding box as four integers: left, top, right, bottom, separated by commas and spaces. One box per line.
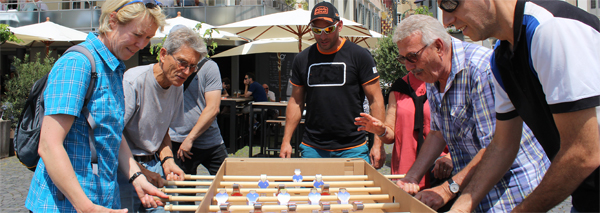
26, 33, 127, 212
428, 37, 550, 212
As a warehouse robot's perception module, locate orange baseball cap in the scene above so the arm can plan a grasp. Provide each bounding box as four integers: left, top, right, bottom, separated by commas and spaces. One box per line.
310, 2, 340, 24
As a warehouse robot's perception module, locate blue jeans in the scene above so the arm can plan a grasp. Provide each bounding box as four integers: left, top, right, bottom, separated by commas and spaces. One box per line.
118, 156, 167, 213
299, 143, 371, 163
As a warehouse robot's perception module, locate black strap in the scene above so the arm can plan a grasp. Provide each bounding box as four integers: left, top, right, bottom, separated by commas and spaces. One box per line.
390, 76, 428, 155
183, 57, 210, 91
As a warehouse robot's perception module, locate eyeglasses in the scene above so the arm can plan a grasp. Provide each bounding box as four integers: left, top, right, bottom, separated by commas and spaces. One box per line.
115, 0, 161, 12
311, 24, 337, 35
396, 43, 430, 64
439, 0, 459, 13
170, 54, 197, 72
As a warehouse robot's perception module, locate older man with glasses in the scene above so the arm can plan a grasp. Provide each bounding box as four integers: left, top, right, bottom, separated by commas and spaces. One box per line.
364, 15, 549, 212
438, 0, 600, 212
118, 25, 205, 212
278, 1, 386, 168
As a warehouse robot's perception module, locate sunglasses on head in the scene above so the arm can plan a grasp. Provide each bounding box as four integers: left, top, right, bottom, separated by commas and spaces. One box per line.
439, 0, 459, 13
311, 24, 337, 35
116, 0, 161, 12
396, 43, 430, 64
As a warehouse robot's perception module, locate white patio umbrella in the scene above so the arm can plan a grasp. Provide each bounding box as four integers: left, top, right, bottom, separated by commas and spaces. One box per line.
212, 37, 314, 99
343, 30, 383, 49
10, 17, 87, 53
217, 9, 372, 52
211, 37, 313, 58
151, 12, 243, 45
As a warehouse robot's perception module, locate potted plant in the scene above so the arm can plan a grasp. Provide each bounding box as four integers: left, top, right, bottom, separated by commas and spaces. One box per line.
2, 52, 56, 158
0, 102, 11, 158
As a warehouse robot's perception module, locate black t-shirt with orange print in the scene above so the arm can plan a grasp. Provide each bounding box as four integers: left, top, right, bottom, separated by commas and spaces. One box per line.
290, 38, 379, 150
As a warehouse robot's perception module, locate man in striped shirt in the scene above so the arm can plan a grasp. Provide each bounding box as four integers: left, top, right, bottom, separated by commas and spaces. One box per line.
441, 0, 600, 212
394, 15, 550, 212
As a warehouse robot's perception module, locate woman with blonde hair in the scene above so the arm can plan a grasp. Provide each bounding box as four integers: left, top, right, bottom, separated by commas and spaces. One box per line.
25, 0, 167, 212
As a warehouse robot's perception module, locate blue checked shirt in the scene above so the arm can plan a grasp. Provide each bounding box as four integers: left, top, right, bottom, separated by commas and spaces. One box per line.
428, 38, 550, 212
26, 33, 126, 212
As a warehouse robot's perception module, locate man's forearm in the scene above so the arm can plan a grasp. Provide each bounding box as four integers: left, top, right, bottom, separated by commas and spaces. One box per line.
405, 131, 447, 180
513, 108, 600, 212
451, 118, 523, 212
184, 105, 219, 143
158, 131, 174, 160
282, 104, 302, 145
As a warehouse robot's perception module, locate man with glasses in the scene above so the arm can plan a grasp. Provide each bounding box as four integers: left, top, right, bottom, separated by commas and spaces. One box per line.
118, 26, 205, 212
279, 2, 386, 169
438, 0, 600, 212
387, 15, 549, 212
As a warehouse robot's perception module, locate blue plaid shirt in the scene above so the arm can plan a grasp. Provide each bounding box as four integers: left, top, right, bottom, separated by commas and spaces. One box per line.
428, 38, 550, 212
26, 33, 126, 212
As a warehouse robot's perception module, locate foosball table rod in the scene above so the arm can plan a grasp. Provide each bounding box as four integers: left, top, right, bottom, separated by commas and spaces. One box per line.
218, 181, 375, 187
164, 203, 402, 212
185, 174, 406, 181
165, 180, 375, 187
161, 186, 382, 194
155, 194, 389, 202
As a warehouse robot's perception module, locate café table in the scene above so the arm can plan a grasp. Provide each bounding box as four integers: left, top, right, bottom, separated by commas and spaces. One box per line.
220, 97, 252, 153
248, 101, 289, 157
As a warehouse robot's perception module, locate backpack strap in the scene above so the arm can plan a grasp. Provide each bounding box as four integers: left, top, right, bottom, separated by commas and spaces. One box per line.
183, 57, 210, 91
64, 45, 98, 166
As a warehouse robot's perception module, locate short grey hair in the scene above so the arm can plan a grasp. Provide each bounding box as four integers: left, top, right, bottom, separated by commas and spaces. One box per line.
393, 15, 451, 47
162, 27, 208, 58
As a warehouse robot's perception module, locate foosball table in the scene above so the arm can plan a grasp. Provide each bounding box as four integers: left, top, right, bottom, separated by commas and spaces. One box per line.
160, 158, 435, 213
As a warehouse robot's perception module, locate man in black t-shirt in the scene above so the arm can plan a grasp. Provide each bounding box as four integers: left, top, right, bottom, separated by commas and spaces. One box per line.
440, 0, 600, 212
278, 2, 386, 169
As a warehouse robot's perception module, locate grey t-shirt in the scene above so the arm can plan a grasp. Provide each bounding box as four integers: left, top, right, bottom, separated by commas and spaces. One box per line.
169, 59, 224, 149
123, 64, 185, 156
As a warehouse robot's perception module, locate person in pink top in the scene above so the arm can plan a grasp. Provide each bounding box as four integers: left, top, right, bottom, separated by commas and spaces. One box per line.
357, 72, 452, 189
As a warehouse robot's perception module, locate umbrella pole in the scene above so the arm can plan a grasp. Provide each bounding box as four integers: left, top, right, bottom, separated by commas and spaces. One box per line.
42, 40, 54, 55
277, 52, 281, 102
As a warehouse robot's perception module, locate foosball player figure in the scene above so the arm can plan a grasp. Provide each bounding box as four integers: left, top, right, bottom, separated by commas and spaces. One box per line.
336, 188, 350, 204
308, 188, 322, 205
216, 189, 229, 205
292, 169, 303, 182
276, 184, 286, 196
277, 189, 291, 205
247, 190, 259, 206
258, 174, 270, 188
321, 184, 331, 195
313, 174, 324, 188
231, 183, 243, 196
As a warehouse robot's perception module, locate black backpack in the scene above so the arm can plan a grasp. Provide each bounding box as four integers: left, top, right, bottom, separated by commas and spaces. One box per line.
13, 45, 99, 172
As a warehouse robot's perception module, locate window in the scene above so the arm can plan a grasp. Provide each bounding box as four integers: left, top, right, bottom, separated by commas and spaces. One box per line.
592, 0, 596, 9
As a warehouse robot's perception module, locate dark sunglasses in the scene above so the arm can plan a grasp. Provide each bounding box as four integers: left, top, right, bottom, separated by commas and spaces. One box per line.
439, 0, 459, 13
116, 0, 161, 12
311, 24, 337, 35
396, 43, 430, 64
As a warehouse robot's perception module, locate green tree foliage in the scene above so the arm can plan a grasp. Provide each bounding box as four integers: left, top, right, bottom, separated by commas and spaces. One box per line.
2, 53, 56, 127
372, 5, 434, 91
372, 31, 407, 89
0, 24, 23, 43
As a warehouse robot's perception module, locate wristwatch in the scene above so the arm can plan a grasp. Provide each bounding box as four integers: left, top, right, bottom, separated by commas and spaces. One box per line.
447, 178, 460, 194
